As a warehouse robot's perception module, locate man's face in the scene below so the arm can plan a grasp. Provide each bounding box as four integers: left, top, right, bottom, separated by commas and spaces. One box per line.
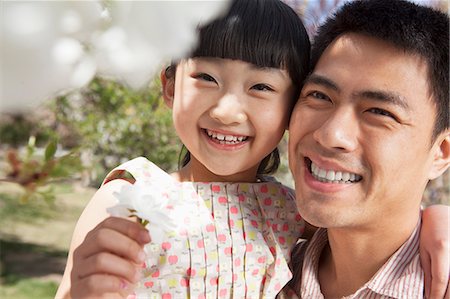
289, 33, 441, 229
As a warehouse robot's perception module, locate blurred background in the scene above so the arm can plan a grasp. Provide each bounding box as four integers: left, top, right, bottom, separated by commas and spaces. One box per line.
1, 0, 448, 298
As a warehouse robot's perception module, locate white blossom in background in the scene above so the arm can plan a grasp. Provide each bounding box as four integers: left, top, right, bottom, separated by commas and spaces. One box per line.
1, 1, 101, 112
0, 0, 229, 112
95, 1, 229, 89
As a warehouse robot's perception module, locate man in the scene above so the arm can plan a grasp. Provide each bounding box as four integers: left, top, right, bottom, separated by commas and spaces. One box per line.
287, 0, 449, 298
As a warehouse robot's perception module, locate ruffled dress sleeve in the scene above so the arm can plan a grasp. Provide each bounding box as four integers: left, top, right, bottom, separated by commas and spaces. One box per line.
104, 157, 304, 299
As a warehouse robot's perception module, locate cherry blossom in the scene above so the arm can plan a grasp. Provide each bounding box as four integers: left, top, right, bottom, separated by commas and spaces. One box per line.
1, 0, 229, 112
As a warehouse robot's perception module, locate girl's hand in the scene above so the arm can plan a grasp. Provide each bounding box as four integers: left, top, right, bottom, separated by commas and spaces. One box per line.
420, 205, 449, 299
70, 216, 150, 298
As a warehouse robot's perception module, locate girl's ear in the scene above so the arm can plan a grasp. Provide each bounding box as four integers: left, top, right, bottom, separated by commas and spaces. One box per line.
161, 67, 175, 109
428, 131, 450, 180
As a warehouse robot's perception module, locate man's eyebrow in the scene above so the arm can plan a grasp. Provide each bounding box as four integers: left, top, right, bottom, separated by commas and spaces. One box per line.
356, 90, 410, 111
304, 74, 340, 92
305, 74, 410, 111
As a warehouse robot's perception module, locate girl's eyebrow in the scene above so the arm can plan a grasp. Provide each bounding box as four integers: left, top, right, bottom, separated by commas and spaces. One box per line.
191, 57, 288, 79
248, 65, 290, 81
249, 64, 283, 73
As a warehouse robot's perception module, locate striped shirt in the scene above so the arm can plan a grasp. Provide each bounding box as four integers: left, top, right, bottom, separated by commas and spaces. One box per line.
284, 220, 423, 299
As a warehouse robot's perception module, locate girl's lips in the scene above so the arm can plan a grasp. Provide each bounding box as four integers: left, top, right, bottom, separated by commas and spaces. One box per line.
201, 129, 249, 150
203, 128, 249, 140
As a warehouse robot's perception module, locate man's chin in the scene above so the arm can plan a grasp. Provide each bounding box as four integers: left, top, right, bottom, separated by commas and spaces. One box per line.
297, 202, 353, 229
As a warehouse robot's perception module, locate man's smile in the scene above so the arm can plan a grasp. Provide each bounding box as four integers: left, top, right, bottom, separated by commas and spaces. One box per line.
305, 157, 363, 184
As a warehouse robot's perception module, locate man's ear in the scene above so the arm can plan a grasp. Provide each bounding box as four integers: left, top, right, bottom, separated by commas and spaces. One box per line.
428, 131, 450, 180
160, 68, 175, 109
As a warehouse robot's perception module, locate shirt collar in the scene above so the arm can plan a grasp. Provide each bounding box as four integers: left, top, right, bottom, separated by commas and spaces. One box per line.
300, 219, 423, 299
365, 218, 423, 298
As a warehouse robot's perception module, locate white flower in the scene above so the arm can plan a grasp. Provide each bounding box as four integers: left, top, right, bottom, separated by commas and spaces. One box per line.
108, 180, 183, 244
1, 0, 230, 112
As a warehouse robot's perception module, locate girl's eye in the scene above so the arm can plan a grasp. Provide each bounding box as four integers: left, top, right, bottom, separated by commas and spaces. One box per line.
367, 108, 396, 120
194, 73, 216, 83
251, 83, 274, 92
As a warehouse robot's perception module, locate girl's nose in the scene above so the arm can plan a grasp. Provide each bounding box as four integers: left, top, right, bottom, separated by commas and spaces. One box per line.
312, 108, 358, 152
209, 93, 247, 125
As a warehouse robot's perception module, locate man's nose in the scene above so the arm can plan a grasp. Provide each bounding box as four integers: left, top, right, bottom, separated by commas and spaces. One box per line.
209, 93, 247, 125
312, 108, 358, 152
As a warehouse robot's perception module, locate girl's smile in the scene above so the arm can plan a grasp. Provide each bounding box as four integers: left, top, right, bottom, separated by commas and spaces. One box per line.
162, 57, 296, 182
202, 128, 249, 150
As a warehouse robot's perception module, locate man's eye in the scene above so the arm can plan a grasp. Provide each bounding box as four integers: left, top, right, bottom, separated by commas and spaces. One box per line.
194, 73, 216, 82
308, 91, 330, 101
251, 83, 274, 92
367, 108, 396, 119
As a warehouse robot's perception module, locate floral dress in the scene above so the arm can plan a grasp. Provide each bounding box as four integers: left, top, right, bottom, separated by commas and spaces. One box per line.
103, 157, 304, 299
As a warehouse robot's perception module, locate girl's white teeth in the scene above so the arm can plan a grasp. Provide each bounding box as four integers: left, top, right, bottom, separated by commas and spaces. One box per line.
206, 130, 247, 143
311, 162, 362, 183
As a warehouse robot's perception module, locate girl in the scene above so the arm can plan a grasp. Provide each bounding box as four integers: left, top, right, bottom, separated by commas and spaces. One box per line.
56, 0, 449, 298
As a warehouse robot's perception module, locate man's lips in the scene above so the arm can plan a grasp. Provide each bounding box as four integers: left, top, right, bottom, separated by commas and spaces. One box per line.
305, 157, 363, 184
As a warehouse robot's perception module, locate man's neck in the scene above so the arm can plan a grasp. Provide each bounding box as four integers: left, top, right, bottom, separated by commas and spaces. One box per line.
318, 215, 420, 298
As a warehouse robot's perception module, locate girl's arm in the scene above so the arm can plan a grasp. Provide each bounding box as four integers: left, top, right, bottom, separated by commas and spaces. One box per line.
55, 179, 150, 299
420, 204, 449, 299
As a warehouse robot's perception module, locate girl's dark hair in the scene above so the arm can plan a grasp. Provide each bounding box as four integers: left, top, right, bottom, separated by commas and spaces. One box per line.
174, 0, 310, 175
193, 0, 310, 95
179, 144, 281, 176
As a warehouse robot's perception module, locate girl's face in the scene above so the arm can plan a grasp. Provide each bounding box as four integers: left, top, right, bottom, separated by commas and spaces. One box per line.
162, 58, 295, 182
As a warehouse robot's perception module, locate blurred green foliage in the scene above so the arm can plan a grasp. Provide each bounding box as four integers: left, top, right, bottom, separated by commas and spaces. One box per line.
52, 77, 181, 186
0, 115, 53, 148
0, 76, 181, 198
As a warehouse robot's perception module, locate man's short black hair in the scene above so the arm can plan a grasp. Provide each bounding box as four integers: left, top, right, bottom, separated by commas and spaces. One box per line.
311, 0, 449, 140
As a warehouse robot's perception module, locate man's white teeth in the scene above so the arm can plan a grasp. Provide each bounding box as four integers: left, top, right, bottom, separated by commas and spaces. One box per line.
206, 130, 247, 144
311, 162, 361, 183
